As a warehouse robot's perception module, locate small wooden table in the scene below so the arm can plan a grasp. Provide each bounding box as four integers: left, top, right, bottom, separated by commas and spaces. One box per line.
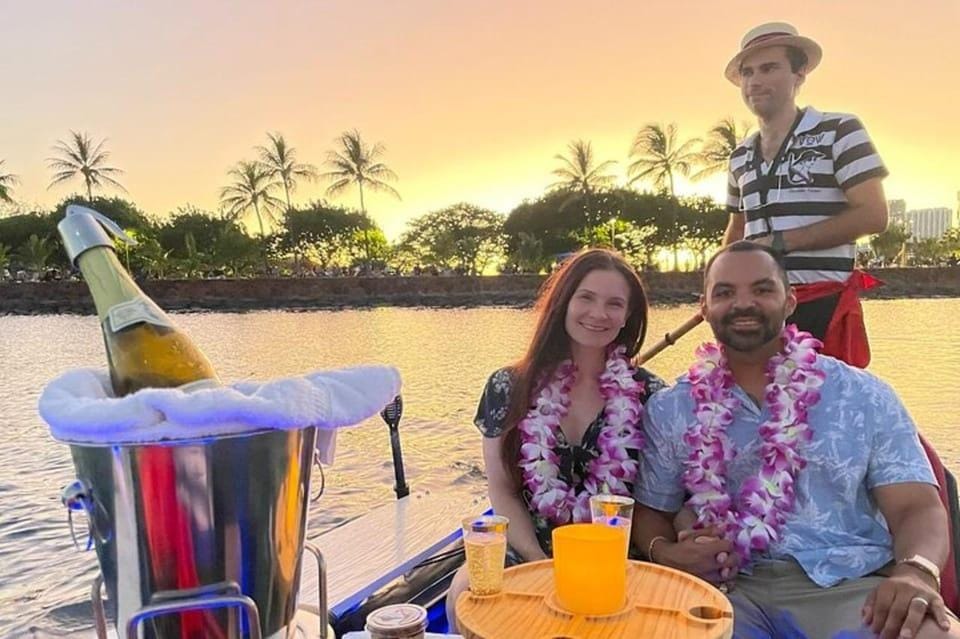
456, 559, 733, 639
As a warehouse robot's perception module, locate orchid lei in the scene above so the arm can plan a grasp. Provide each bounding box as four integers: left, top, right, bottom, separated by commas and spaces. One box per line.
518, 345, 645, 526
683, 324, 825, 561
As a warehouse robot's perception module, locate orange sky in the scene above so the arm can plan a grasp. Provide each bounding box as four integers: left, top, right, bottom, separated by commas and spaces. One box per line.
1, 0, 957, 239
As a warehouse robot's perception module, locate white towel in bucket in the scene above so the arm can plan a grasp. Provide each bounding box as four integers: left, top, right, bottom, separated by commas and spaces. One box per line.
38, 365, 401, 464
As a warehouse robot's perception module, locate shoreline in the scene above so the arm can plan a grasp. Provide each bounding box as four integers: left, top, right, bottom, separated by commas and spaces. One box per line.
2, 267, 958, 315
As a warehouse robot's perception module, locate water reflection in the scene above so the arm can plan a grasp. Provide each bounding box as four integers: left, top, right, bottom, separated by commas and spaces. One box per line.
0, 300, 957, 634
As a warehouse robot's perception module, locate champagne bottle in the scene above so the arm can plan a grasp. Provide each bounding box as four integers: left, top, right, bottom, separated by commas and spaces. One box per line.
58, 205, 219, 396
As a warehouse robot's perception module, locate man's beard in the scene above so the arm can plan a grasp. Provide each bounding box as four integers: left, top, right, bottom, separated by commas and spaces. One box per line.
710, 308, 784, 352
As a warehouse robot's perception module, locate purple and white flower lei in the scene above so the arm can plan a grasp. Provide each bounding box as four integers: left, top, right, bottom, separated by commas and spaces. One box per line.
518, 345, 645, 526
683, 324, 826, 561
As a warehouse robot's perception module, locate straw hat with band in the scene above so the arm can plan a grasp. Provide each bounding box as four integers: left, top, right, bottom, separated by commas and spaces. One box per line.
725, 22, 822, 85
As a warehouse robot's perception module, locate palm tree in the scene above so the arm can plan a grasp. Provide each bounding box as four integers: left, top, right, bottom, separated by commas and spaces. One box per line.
46, 131, 126, 201
0, 160, 18, 204
219, 161, 284, 240
511, 231, 547, 273
692, 118, 753, 180
627, 123, 700, 195
220, 161, 284, 272
322, 129, 400, 262
15, 234, 55, 277
549, 139, 617, 193
255, 132, 318, 212
549, 139, 617, 214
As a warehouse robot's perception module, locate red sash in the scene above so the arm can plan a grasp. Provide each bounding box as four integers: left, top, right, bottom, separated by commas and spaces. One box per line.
792, 270, 881, 368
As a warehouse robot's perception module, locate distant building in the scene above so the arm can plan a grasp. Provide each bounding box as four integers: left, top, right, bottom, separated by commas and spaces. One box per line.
887, 199, 907, 217
892, 207, 953, 241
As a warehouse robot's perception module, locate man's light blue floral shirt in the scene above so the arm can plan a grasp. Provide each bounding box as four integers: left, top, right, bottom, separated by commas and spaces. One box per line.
635, 355, 936, 587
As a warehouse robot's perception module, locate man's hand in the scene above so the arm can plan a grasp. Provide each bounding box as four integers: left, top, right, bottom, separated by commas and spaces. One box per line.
862, 565, 951, 639
657, 525, 739, 585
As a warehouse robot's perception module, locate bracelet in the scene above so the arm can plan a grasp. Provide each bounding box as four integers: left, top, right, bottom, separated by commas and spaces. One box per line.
897, 557, 941, 589
647, 535, 668, 563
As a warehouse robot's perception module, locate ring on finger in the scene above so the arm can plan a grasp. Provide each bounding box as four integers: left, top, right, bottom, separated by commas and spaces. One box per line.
911, 595, 931, 607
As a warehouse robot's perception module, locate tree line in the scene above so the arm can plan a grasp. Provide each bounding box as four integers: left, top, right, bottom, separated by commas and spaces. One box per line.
1, 122, 956, 280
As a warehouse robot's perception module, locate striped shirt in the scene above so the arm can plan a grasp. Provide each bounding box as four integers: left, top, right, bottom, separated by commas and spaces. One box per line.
726, 106, 889, 283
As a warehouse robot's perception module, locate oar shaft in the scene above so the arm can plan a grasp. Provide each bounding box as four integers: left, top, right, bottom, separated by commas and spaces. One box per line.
388, 424, 410, 499
636, 313, 704, 365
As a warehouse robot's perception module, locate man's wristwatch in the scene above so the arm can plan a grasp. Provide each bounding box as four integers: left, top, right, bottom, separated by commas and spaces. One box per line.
898, 554, 941, 589
770, 230, 787, 257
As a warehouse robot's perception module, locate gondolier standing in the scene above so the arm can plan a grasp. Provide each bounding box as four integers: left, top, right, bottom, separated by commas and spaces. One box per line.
721, 22, 888, 367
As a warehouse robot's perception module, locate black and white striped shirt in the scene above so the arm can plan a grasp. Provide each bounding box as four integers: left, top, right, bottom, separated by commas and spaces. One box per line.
726, 106, 888, 284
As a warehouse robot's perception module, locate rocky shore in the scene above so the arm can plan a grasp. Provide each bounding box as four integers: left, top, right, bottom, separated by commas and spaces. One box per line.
2, 267, 957, 315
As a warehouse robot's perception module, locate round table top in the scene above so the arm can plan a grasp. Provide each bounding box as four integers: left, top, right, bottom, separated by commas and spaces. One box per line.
455, 559, 733, 639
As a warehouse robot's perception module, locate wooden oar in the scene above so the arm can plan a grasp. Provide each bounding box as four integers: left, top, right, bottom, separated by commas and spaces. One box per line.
635, 312, 705, 365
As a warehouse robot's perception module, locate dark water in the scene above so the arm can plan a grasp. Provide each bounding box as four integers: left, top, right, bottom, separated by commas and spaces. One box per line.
1, 301, 958, 636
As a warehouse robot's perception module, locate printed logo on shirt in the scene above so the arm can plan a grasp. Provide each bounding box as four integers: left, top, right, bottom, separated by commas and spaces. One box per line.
786, 149, 825, 185
794, 132, 827, 148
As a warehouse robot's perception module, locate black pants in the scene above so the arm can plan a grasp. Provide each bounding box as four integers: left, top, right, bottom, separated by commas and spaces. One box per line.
787, 293, 840, 342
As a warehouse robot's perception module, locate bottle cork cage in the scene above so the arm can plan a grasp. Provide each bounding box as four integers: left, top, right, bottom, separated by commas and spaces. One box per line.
456, 560, 733, 639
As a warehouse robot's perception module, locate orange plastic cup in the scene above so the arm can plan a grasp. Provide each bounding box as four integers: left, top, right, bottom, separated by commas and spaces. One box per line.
551, 523, 627, 615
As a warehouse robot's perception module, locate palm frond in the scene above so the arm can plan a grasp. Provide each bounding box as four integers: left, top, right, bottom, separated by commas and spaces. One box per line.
691, 118, 753, 181
363, 180, 401, 200
323, 178, 354, 197
364, 163, 398, 181
89, 172, 128, 192
0, 162, 16, 203
47, 171, 80, 188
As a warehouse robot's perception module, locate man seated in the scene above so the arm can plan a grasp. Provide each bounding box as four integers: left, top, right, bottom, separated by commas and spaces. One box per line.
633, 240, 959, 639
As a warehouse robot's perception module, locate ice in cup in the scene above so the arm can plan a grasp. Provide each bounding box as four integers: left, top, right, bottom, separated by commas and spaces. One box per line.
552, 523, 627, 615
589, 493, 634, 555
462, 515, 509, 595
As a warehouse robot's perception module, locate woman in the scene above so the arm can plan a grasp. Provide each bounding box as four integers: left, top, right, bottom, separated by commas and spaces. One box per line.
446, 248, 665, 628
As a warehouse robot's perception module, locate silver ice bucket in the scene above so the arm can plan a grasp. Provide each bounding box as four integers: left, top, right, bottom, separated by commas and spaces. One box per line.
65, 426, 318, 639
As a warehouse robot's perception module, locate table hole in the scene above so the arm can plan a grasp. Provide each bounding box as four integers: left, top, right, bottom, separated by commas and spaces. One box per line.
688, 605, 728, 620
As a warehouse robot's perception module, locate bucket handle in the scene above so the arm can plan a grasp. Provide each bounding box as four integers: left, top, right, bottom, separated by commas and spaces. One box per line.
61, 480, 111, 550
90, 574, 109, 639
311, 449, 326, 503
125, 591, 262, 639
303, 542, 329, 639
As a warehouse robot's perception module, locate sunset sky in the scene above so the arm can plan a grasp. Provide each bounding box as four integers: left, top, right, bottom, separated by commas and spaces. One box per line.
2, 0, 957, 239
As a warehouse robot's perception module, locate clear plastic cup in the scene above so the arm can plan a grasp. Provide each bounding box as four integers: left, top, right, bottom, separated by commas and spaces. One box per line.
589, 493, 634, 555
462, 514, 509, 595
